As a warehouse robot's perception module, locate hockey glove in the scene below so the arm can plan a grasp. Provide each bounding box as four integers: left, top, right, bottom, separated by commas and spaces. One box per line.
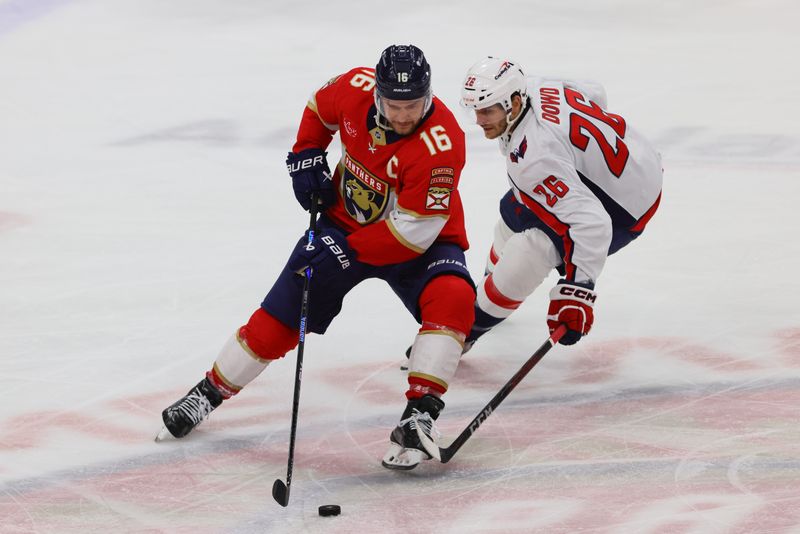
287, 227, 353, 284
547, 280, 597, 346
286, 148, 335, 211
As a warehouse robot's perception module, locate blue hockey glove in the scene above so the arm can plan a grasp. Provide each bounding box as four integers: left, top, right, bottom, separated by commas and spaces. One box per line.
286, 148, 335, 211
288, 227, 353, 284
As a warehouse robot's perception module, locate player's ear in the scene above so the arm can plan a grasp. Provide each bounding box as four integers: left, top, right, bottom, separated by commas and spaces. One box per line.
511, 93, 523, 114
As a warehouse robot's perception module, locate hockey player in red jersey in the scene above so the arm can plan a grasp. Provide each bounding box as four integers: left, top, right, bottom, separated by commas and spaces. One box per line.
157, 45, 475, 471
460, 57, 662, 349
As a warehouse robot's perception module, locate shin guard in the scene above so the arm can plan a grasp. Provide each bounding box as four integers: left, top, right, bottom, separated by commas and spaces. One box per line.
207, 309, 298, 398
407, 275, 474, 400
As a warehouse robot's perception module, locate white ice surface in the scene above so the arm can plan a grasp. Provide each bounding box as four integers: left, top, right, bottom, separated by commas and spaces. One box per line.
1, 0, 799, 532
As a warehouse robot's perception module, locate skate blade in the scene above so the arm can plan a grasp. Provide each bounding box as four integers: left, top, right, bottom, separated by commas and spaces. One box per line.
154, 426, 174, 443
381, 442, 423, 470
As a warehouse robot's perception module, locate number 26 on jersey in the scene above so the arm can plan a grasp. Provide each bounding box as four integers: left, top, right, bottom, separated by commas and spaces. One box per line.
533, 175, 569, 207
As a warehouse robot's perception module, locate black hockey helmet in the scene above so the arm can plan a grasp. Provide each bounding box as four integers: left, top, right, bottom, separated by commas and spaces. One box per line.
375, 44, 431, 101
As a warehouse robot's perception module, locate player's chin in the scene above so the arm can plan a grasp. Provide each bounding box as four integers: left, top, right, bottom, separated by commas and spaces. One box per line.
482, 127, 501, 140
393, 124, 415, 135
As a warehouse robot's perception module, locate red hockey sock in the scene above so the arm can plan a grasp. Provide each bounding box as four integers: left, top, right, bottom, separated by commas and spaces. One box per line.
407, 375, 448, 400
206, 309, 299, 397
239, 308, 299, 360
406, 275, 475, 400
417, 274, 475, 337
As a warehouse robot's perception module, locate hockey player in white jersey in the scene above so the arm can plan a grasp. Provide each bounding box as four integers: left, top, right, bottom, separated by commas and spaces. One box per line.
461, 57, 662, 347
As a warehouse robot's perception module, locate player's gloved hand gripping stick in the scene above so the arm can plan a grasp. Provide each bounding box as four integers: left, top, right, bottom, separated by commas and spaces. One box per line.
287, 226, 353, 284
416, 325, 567, 463
272, 193, 320, 507
547, 280, 596, 345
287, 149, 335, 211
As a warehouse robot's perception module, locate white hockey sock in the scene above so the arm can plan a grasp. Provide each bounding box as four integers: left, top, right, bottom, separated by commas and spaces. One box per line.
476, 273, 523, 320
477, 227, 561, 319
211, 330, 272, 397
484, 218, 515, 275
407, 326, 465, 395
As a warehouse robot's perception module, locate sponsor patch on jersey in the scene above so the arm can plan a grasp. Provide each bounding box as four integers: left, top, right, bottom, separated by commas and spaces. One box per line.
430, 167, 455, 189
342, 152, 389, 224
509, 136, 528, 163
369, 126, 387, 147
426, 187, 451, 211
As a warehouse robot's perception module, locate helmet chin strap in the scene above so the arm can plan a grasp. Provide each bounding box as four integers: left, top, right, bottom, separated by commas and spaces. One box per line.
373, 93, 393, 130
375, 110, 393, 131
374, 93, 433, 132
501, 96, 531, 138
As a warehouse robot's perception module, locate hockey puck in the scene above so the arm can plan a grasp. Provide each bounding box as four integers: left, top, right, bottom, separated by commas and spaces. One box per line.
318, 504, 341, 517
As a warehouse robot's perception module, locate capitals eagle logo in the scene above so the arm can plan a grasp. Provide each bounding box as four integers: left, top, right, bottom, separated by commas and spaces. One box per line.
510, 136, 528, 163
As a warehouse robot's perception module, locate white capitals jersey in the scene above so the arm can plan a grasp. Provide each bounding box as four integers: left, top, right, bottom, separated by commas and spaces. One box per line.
501, 77, 663, 284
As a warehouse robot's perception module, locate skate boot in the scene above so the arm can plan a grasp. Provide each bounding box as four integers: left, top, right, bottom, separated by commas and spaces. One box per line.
461, 336, 476, 355
156, 377, 224, 441
382, 394, 444, 470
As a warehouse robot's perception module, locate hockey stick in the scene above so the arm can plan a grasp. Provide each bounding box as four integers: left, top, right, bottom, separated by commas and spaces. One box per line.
272, 193, 319, 507
417, 324, 567, 464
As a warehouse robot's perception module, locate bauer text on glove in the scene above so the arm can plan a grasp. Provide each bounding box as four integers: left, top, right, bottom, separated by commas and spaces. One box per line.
287, 228, 353, 284
286, 148, 335, 211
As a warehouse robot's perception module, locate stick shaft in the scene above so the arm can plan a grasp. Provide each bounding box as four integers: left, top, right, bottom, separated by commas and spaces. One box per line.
440, 325, 567, 463
273, 194, 319, 506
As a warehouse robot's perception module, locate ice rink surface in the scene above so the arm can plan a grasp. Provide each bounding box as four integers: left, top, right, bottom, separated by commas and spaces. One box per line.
1, 0, 799, 532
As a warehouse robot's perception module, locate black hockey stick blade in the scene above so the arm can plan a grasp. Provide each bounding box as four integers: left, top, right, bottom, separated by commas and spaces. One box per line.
272, 479, 289, 507
417, 325, 567, 463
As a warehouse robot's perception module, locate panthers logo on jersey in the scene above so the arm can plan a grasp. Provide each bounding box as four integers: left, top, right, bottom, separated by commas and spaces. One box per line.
342, 152, 389, 224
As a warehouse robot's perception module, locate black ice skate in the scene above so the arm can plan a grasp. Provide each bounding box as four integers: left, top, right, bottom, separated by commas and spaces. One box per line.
155, 378, 223, 441
381, 394, 444, 470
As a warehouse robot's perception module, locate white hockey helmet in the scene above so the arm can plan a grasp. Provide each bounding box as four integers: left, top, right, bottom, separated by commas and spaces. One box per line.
461, 57, 527, 112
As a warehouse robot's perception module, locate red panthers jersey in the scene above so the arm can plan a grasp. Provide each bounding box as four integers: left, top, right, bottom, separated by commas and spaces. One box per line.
292, 67, 468, 266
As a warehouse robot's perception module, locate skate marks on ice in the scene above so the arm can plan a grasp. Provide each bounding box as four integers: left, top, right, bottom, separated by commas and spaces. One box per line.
107, 120, 800, 168
2, 386, 798, 533
0, 0, 75, 38
650, 127, 800, 166
109, 119, 299, 151
0, 389, 386, 532
0, 211, 32, 233
2, 332, 800, 532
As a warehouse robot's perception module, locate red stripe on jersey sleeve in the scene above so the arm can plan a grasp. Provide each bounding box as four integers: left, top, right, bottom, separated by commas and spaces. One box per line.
631, 191, 661, 233
517, 190, 576, 280
484, 273, 523, 310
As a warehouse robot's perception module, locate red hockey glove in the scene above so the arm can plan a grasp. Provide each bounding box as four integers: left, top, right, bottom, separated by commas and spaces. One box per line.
547, 280, 597, 346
